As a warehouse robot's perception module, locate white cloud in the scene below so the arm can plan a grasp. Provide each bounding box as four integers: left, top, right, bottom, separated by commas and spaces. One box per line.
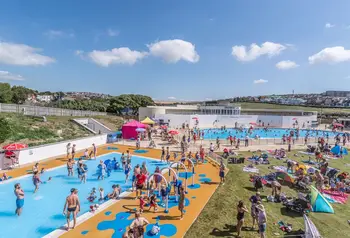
148, 39, 199, 63
308, 46, 350, 64
0, 70, 24, 80
276, 60, 299, 70
44, 30, 75, 39
231, 42, 287, 62
88, 47, 148, 67
107, 29, 119, 37
325, 23, 335, 28
345, 75, 350, 79
253, 79, 268, 84
168, 96, 176, 100
0, 42, 55, 66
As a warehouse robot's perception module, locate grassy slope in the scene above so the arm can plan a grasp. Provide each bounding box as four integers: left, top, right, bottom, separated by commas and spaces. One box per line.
240, 102, 350, 114
0, 114, 122, 147
185, 150, 350, 238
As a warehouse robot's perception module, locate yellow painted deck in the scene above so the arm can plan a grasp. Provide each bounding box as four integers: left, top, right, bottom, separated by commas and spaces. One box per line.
6, 144, 223, 238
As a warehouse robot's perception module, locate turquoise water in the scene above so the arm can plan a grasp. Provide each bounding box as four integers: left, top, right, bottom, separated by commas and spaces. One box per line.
0, 152, 168, 238
200, 128, 342, 140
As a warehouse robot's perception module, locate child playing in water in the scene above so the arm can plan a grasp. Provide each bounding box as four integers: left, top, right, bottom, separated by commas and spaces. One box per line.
99, 188, 104, 201
139, 195, 147, 213
149, 194, 158, 212
88, 188, 97, 202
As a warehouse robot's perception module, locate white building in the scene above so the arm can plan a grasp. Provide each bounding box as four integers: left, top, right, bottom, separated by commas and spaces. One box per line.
139, 103, 318, 129
36, 95, 53, 103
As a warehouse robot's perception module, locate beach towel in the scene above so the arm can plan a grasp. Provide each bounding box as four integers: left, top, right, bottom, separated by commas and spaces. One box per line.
272, 166, 287, 172
243, 167, 259, 173
321, 189, 349, 204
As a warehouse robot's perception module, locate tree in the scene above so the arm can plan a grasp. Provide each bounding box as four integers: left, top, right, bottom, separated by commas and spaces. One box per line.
11, 86, 34, 104
0, 117, 12, 142
0, 83, 12, 103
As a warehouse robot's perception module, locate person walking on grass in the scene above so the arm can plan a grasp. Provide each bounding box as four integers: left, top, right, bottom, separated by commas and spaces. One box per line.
236, 200, 249, 238
250, 192, 261, 230
63, 188, 80, 231
219, 161, 225, 185
256, 202, 267, 238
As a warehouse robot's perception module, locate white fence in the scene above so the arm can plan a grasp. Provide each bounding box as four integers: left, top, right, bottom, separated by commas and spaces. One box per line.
0, 134, 108, 169
0, 103, 107, 116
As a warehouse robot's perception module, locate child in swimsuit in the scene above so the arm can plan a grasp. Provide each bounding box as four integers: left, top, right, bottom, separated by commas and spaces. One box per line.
99, 188, 104, 201
149, 194, 158, 212
139, 195, 146, 213
88, 188, 97, 202
125, 164, 131, 183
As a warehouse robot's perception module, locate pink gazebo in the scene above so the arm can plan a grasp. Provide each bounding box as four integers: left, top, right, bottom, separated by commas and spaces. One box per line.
122, 120, 146, 139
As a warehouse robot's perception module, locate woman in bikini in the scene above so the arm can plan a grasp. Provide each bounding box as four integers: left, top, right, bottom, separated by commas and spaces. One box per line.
236, 200, 249, 237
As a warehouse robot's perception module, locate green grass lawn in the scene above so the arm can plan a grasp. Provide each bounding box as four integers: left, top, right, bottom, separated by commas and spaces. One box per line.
185, 149, 350, 238
240, 102, 350, 114
0, 113, 123, 147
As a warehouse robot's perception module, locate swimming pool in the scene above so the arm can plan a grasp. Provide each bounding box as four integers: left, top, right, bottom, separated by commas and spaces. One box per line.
199, 128, 342, 140
0, 152, 168, 238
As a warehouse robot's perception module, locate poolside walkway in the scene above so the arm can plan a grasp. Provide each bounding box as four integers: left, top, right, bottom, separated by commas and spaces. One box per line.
4, 144, 222, 238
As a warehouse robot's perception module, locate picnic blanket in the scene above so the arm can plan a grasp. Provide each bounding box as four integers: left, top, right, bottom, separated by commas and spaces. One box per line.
272, 165, 287, 172
321, 189, 349, 204
243, 166, 259, 173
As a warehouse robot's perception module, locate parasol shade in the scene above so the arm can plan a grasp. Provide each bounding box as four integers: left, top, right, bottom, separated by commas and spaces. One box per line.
3, 143, 28, 151
135, 128, 146, 132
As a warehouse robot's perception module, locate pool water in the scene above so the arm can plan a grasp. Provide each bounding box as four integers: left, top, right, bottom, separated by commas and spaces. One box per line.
199, 128, 342, 140
0, 152, 168, 238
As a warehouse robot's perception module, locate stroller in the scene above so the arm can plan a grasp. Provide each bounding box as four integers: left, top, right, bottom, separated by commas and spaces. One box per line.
283, 193, 311, 214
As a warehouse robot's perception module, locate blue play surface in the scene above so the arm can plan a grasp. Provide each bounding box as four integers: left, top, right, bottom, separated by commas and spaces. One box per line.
97, 211, 177, 237
199, 128, 341, 140
0, 152, 169, 238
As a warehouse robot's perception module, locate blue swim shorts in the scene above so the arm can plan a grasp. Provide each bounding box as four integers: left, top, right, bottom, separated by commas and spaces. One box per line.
16, 199, 24, 209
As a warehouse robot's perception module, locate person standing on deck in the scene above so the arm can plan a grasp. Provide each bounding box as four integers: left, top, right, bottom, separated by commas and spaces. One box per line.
92, 143, 97, 159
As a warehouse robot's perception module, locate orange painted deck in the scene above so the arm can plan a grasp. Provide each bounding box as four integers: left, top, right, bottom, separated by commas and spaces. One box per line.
5, 144, 222, 238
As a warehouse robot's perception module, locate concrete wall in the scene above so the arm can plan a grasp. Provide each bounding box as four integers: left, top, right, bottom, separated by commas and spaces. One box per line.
0, 103, 106, 116
87, 118, 113, 134
155, 114, 317, 129
17, 134, 107, 166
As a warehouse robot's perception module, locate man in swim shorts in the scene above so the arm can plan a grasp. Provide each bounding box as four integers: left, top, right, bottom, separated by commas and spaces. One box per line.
63, 188, 80, 230
14, 183, 24, 216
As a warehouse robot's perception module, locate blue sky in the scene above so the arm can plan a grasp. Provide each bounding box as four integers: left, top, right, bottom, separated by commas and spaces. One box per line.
1, 0, 350, 100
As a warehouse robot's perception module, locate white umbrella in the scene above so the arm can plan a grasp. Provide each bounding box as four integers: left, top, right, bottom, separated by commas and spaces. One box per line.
136, 128, 146, 132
